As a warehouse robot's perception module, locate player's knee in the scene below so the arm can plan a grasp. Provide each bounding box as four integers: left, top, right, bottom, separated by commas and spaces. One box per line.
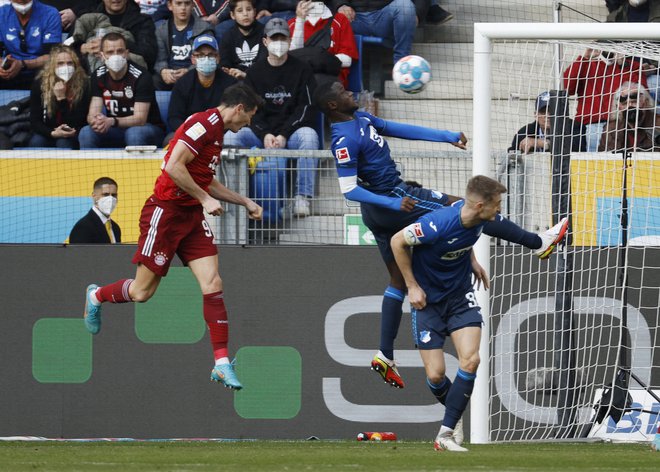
459, 354, 480, 374
130, 287, 155, 303
427, 372, 447, 385
200, 274, 222, 293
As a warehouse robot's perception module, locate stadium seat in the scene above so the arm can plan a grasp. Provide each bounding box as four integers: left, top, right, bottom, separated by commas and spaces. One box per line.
358, 35, 394, 95
155, 90, 172, 133
0, 89, 30, 106
347, 34, 363, 93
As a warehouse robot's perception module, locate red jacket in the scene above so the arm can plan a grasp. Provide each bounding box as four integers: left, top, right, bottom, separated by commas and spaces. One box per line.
563, 55, 647, 125
288, 13, 359, 87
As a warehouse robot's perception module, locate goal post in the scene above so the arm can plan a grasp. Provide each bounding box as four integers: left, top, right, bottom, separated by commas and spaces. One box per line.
472, 23, 660, 444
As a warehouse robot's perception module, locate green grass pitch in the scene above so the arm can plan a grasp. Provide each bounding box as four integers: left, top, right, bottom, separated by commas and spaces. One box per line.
0, 441, 658, 471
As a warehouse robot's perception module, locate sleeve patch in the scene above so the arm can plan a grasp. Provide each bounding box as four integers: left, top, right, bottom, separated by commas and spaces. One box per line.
403, 223, 424, 246
185, 122, 207, 141
335, 146, 351, 164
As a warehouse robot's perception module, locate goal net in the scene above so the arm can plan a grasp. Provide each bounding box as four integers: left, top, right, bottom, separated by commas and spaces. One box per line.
473, 23, 660, 443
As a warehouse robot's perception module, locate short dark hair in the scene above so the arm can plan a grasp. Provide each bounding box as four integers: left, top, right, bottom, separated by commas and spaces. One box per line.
313, 81, 342, 113
466, 175, 506, 201
230, 0, 256, 11
93, 177, 118, 190
101, 32, 126, 50
221, 82, 264, 111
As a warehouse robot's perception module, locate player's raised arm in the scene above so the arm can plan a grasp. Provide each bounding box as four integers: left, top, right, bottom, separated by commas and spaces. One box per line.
374, 117, 468, 149
391, 227, 426, 310
164, 141, 223, 216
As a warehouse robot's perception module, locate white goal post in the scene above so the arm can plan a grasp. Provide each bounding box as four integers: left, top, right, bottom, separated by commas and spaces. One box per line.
472, 23, 660, 444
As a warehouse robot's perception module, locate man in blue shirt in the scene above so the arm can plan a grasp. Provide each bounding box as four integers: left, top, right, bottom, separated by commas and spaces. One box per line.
315, 81, 569, 391
0, 0, 62, 89
390, 175, 557, 452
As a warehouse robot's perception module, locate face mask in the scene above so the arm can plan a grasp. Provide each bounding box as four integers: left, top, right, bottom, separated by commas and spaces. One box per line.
96, 196, 117, 217
12, 1, 32, 15
105, 54, 127, 73
307, 2, 325, 25
196, 56, 217, 75
55, 65, 75, 82
267, 40, 289, 58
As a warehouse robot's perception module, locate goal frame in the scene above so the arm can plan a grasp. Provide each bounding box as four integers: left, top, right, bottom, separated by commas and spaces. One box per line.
471, 22, 660, 444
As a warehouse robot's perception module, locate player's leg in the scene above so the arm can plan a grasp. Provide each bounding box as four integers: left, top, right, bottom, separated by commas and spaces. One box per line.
371, 259, 407, 388
188, 256, 241, 390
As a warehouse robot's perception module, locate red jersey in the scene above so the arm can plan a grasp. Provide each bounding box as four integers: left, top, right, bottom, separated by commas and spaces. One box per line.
154, 108, 224, 205
288, 13, 358, 87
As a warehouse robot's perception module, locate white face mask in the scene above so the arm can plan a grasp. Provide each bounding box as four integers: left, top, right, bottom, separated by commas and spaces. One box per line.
12, 1, 32, 15
97, 195, 117, 217
267, 40, 289, 58
307, 2, 325, 25
55, 65, 75, 82
105, 54, 127, 73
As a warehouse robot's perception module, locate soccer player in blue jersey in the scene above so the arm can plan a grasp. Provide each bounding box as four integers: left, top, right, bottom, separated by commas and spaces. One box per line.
390, 175, 540, 452
315, 81, 568, 391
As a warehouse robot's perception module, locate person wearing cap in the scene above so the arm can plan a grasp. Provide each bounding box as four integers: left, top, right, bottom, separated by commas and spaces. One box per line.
166, 32, 237, 145
508, 91, 585, 154
223, 17, 319, 218
154, 0, 213, 91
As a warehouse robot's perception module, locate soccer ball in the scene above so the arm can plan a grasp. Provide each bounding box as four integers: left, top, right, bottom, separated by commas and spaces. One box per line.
392, 55, 432, 94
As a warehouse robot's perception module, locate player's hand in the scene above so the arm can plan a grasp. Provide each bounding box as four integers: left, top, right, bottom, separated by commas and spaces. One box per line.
400, 196, 417, 212
245, 199, 263, 220
471, 257, 490, 290
202, 197, 224, 216
451, 132, 468, 150
407, 284, 427, 310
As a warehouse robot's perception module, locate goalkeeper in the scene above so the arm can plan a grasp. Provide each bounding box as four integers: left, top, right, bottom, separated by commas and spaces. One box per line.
314, 81, 568, 390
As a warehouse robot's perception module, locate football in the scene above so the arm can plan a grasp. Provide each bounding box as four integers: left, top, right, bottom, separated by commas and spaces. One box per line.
392, 55, 432, 94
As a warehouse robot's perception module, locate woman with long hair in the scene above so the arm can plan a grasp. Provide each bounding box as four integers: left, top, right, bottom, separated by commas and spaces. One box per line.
28, 45, 91, 148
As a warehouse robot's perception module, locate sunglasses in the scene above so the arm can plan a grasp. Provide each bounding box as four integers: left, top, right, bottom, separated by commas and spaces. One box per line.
19, 29, 27, 53
619, 93, 638, 103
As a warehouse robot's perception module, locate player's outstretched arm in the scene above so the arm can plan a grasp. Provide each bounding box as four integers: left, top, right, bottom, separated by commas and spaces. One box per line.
339, 174, 416, 211
165, 142, 223, 216
377, 118, 467, 147
391, 229, 427, 310
208, 180, 263, 220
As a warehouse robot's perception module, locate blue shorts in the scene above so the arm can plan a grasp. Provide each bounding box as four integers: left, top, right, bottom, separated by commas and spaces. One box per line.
360, 183, 448, 264
412, 290, 483, 350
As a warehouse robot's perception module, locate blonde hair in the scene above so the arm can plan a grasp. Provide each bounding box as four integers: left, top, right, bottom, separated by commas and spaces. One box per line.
38, 45, 88, 118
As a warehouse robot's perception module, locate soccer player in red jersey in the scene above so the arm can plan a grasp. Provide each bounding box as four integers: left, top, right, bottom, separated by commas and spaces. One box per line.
82, 82, 264, 390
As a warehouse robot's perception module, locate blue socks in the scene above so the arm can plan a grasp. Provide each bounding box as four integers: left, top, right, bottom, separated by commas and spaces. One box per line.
427, 377, 452, 405
484, 216, 541, 249
442, 369, 476, 429
380, 286, 405, 360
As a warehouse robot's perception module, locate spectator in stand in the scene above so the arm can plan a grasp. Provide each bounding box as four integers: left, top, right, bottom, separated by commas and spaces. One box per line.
563, 47, 647, 152
166, 32, 236, 145
79, 32, 165, 149
134, 0, 168, 16
330, 0, 428, 62
154, 0, 212, 90
606, 0, 660, 22
78, 0, 157, 72
599, 81, 660, 152
509, 91, 586, 154
425, 0, 452, 24
219, 0, 266, 79
40, 1, 95, 33
223, 17, 318, 217
29, 45, 91, 148
288, 0, 358, 88
0, 0, 62, 90
69, 177, 121, 244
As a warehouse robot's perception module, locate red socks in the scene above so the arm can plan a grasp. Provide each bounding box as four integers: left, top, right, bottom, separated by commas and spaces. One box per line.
96, 279, 134, 303
203, 291, 229, 361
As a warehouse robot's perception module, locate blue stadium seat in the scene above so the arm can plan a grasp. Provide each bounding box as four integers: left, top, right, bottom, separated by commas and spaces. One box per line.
155, 90, 172, 132
0, 89, 30, 106
347, 34, 363, 93
315, 111, 325, 149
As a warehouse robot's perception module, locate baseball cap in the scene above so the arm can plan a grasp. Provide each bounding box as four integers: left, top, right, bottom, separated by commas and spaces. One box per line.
536, 91, 550, 112
193, 34, 219, 51
264, 18, 290, 38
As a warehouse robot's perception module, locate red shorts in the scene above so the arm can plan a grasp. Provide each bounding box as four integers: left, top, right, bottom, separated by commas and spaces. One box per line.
132, 195, 217, 276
